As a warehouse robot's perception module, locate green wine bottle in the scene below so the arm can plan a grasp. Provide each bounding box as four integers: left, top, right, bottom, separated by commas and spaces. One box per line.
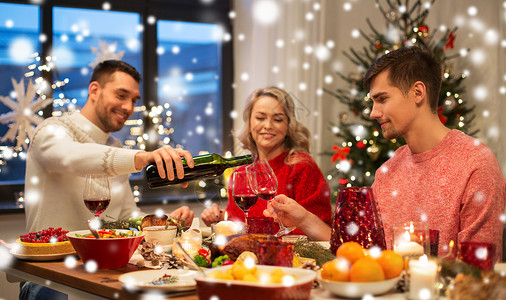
145, 153, 253, 188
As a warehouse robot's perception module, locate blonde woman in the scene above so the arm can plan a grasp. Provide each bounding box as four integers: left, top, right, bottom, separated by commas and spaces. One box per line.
201, 87, 331, 235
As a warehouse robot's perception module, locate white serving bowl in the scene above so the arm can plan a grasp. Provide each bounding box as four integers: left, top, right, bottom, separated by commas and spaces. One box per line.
317, 271, 400, 298
143, 225, 177, 246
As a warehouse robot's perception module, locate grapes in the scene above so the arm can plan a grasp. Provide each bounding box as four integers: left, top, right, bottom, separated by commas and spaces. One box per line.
20, 227, 69, 243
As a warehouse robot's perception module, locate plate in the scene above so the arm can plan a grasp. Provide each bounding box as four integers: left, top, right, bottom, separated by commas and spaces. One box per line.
119, 269, 197, 293
317, 271, 400, 298
200, 227, 212, 238
315, 241, 330, 249
10, 249, 76, 261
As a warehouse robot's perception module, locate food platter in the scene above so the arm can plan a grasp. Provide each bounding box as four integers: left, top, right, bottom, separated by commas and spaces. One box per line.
195, 265, 316, 300
10, 248, 76, 262
118, 269, 197, 293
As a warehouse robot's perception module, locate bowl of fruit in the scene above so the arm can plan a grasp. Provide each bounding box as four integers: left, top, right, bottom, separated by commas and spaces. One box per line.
195, 259, 316, 300
318, 242, 403, 298
67, 229, 144, 269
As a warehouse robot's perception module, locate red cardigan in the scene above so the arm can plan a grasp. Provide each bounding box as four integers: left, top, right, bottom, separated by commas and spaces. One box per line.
226, 151, 332, 236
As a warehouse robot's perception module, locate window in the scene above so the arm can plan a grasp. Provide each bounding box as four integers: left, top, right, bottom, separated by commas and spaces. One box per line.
157, 20, 223, 154
0, 3, 39, 183
0, 0, 233, 209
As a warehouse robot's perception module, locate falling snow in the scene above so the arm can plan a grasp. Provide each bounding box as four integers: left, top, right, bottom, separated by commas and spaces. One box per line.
84, 260, 98, 273
345, 221, 359, 236
253, 0, 279, 25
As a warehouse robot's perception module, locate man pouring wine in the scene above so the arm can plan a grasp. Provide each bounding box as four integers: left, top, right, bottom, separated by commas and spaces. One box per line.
24, 60, 196, 233
21, 60, 198, 300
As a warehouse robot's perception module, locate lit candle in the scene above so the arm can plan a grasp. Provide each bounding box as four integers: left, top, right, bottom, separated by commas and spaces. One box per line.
395, 231, 425, 257
408, 255, 438, 300
213, 221, 245, 237
213, 211, 244, 237
214, 221, 236, 236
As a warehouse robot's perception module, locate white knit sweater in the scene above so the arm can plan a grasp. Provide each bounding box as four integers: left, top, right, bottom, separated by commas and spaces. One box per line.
25, 112, 142, 232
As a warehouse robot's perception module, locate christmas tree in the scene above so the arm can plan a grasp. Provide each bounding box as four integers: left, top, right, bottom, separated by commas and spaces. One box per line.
325, 0, 476, 192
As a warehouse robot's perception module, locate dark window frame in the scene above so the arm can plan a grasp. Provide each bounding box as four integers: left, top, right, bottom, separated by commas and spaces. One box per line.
0, 0, 234, 211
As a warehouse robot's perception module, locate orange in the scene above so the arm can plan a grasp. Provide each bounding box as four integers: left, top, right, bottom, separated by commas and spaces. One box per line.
375, 250, 403, 279
336, 241, 365, 265
349, 257, 385, 282
321, 257, 350, 282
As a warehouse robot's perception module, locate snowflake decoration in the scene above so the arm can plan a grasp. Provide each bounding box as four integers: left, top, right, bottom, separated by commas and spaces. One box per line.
89, 41, 125, 68
0, 78, 53, 150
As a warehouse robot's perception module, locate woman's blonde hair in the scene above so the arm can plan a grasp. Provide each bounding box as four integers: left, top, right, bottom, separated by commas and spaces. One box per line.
237, 86, 311, 164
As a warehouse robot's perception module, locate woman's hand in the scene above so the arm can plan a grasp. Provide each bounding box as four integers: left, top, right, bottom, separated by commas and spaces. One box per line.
169, 206, 194, 227
200, 203, 224, 226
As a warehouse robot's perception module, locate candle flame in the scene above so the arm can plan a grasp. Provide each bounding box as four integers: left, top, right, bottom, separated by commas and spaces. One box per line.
409, 221, 415, 233
224, 211, 228, 221
419, 254, 428, 263
404, 230, 411, 242
449, 240, 454, 248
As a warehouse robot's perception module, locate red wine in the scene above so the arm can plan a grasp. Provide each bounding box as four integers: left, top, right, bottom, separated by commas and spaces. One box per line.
233, 195, 258, 211
84, 199, 110, 216
146, 153, 252, 188
257, 191, 276, 201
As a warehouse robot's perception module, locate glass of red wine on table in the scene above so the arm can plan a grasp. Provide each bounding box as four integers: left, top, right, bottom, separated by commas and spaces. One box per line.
246, 160, 295, 237
83, 174, 111, 230
231, 169, 258, 226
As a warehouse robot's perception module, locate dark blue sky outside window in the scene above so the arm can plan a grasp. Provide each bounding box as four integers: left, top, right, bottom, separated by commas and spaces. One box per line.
157, 20, 223, 155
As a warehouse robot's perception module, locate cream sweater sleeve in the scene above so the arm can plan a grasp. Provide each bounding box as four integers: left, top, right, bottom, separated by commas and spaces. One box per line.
29, 117, 141, 176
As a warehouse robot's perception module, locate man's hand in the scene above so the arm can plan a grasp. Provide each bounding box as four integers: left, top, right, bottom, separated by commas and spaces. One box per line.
263, 194, 308, 228
135, 146, 194, 181
264, 194, 331, 241
200, 203, 224, 226
169, 206, 194, 227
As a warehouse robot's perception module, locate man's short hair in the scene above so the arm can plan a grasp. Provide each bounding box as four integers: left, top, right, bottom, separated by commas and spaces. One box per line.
363, 46, 442, 113
90, 60, 142, 86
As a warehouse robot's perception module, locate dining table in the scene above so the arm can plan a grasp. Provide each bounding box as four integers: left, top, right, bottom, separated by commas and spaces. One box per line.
4, 258, 198, 300
3, 256, 414, 300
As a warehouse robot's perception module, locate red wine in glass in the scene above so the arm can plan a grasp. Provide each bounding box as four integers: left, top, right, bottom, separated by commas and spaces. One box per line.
84, 199, 111, 218
83, 174, 111, 221
231, 169, 257, 221
257, 191, 276, 201
233, 194, 258, 211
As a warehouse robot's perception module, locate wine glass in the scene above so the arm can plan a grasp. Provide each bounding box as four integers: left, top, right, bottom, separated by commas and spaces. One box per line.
230, 169, 258, 223
246, 160, 295, 237
83, 174, 111, 222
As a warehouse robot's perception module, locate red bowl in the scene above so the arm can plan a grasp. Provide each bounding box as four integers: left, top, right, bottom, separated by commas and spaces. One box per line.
67, 229, 144, 269
195, 265, 316, 300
